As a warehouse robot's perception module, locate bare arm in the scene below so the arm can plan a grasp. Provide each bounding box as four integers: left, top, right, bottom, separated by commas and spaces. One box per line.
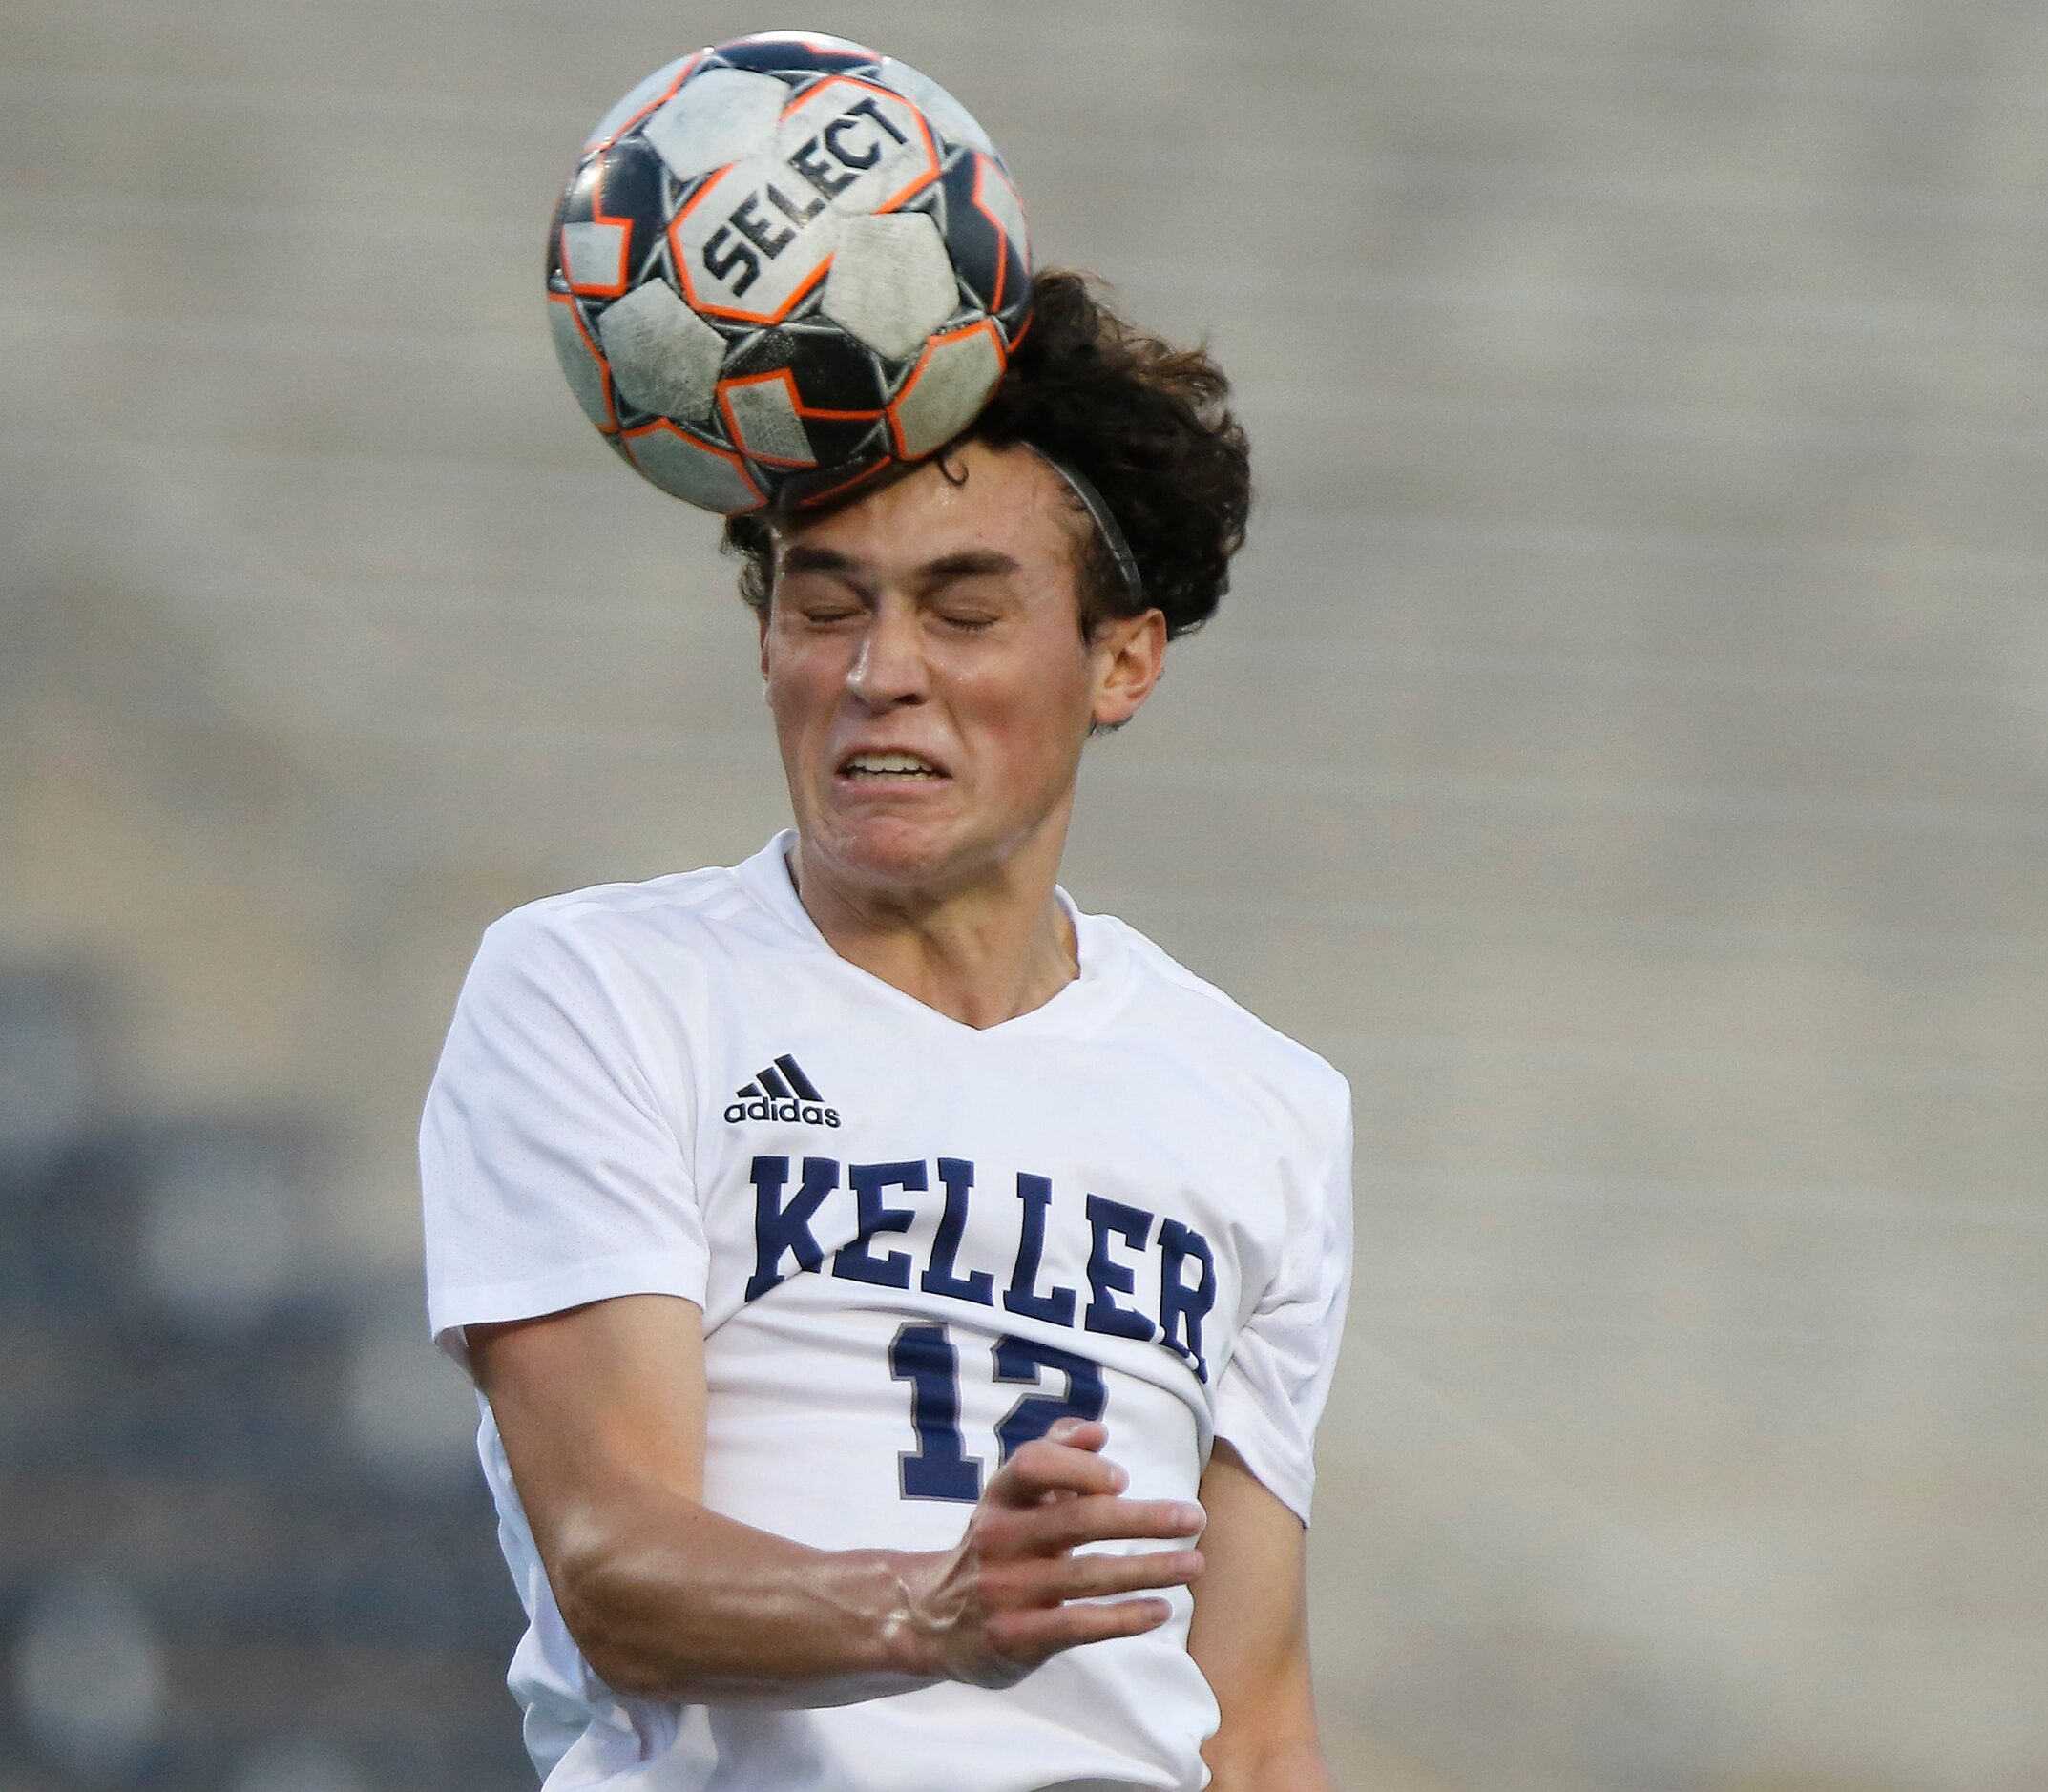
1187, 1439, 1332, 1791
469, 1294, 1205, 1706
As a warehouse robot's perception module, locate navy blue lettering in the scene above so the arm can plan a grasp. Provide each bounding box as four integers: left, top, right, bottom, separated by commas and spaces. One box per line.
824, 114, 884, 170
728, 193, 795, 260
766, 180, 825, 228
788, 135, 856, 199
700, 224, 760, 297
1157, 1219, 1218, 1383
832, 1159, 925, 1288
1084, 1195, 1156, 1341
993, 1334, 1107, 1461
845, 95, 909, 145
920, 1157, 993, 1306
1002, 1174, 1076, 1327
744, 1156, 837, 1301
889, 1322, 981, 1501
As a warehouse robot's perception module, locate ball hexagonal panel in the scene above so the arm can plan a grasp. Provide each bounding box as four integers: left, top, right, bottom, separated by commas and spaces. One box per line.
888, 321, 1005, 460
821, 213, 959, 363
596, 280, 729, 423
641, 67, 788, 184
719, 371, 817, 467
583, 53, 698, 154
622, 422, 763, 511
547, 295, 616, 432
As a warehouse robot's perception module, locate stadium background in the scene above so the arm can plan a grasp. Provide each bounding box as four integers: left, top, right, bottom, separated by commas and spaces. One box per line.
3, 0, 2044, 1786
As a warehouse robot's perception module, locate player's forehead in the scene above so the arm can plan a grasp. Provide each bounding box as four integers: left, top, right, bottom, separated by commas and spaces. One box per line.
772, 440, 1082, 588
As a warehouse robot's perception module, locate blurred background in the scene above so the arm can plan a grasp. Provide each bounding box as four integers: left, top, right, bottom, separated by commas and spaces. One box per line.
3, 0, 2044, 1787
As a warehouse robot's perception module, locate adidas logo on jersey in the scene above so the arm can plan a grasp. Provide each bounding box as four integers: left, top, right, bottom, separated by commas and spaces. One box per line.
724, 1054, 841, 1128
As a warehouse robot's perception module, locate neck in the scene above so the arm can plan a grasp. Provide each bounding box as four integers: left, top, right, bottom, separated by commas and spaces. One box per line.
786, 829, 1079, 1030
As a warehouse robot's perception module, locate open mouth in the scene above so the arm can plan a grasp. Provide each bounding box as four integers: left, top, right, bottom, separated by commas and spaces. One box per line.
838, 750, 948, 782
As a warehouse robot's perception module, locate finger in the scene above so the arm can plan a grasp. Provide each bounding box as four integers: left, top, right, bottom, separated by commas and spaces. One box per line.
1000, 1494, 1206, 1555
985, 1434, 1129, 1505
980, 1542, 1203, 1611
1047, 1547, 1204, 1602
1025, 1428, 1097, 1505
1022, 1484, 1081, 1511
984, 1595, 1174, 1667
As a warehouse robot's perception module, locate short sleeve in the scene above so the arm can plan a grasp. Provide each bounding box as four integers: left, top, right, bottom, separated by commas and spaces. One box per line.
420, 906, 709, 1370
1210, 1094, 1353, 1524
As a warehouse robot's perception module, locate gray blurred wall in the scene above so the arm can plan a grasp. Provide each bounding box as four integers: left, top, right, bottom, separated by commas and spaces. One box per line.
4, 1, 2045, 1787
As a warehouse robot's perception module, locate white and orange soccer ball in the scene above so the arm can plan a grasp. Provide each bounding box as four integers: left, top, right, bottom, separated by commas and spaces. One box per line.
547, 31, 1034, 515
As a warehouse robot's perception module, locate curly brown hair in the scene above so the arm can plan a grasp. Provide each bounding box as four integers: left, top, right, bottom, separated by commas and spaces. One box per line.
721, 268, 1251, 639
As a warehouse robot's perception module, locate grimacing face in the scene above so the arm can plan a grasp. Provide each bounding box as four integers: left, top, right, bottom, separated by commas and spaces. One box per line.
757, 439, 1166, 907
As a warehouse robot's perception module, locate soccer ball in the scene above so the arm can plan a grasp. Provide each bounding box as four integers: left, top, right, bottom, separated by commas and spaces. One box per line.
547, 31, 1034, 516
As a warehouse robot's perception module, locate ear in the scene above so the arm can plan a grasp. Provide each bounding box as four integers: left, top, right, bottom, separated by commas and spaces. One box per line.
757, 600, 772, 684
1090, 608, 1167, 730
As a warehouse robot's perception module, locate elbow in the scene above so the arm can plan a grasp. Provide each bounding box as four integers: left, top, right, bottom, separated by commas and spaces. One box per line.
553, 1536, 691, 1700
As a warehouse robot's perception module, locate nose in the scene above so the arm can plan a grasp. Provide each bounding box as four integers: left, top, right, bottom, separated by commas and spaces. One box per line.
845, 599, 928, 710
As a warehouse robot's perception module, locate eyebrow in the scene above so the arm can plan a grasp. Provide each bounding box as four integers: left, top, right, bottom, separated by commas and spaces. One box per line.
917, 550, 1021, 589
777, 544, 1022, 585
778, 543, 859, 578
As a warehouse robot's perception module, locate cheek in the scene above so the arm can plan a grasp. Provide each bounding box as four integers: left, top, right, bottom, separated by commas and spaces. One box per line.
957, 656, 1095, 771
764, 645, 843, 728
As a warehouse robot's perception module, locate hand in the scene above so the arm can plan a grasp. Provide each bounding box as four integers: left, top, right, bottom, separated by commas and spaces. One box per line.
894, 1418, 1205, 1689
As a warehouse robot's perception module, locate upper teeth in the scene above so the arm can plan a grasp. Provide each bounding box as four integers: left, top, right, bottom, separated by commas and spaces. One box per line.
848, 752, 936, 775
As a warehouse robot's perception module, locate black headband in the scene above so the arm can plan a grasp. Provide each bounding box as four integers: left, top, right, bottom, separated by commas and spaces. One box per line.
1032, 448, 1147, 613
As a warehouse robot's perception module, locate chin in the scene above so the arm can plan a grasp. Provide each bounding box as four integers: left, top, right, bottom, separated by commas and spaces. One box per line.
810, 808, 985, 896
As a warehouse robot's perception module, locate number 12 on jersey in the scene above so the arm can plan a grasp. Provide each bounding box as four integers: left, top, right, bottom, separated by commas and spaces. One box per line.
888, 1322, 1107, 1502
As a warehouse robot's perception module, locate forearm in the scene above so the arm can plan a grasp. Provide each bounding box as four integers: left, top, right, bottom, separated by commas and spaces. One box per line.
477, 1290, 1199, 1713
1187, 1444, 1329, 1791
554, 1487, 936, 1707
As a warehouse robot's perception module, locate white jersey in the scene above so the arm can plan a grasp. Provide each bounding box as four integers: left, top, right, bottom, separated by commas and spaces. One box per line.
421, 834, 1351, 1792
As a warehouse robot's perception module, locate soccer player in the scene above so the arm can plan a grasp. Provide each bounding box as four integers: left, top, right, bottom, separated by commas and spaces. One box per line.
422, 270, 1353, 1790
